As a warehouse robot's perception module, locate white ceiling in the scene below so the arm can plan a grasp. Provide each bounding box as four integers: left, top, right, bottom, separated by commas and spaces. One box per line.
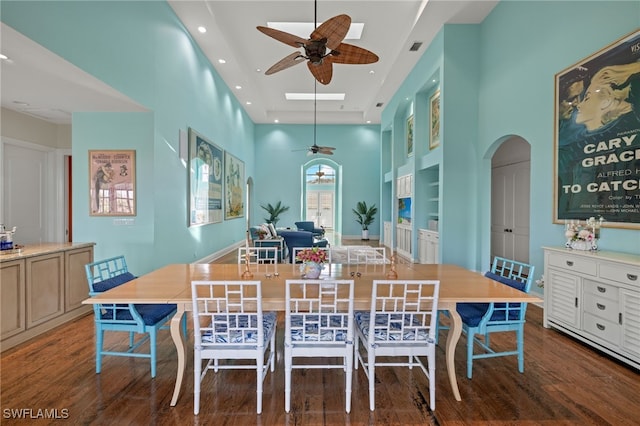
0, 0, 497, 126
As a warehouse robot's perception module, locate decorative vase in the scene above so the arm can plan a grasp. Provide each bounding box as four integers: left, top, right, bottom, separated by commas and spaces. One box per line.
300, 261, 323, 279
570, 240, 594, 251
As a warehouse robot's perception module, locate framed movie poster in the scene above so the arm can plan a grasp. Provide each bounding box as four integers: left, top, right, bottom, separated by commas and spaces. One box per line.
89, 150, 136, 216
188, 128, 223, 226
429, 89, 441, 150
407, 115, 414, 157
554, 29, 640, 228
224, 151, 245, 220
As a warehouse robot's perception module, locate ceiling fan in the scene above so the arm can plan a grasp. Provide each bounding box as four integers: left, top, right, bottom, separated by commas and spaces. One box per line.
257, 1, 379, 85
294, 80, 336, 156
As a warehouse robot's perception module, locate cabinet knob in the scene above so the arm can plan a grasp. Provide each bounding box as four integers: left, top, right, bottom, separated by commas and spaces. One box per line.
597, 286, 606, 293
566, 261, 574, 267
627, 274, 638, 281
596, 323, 605, 331
596, 303, 606, 310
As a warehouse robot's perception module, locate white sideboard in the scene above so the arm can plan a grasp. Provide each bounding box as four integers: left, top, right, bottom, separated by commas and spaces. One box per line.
418, 229, 439, 264
543, 247, 640, 369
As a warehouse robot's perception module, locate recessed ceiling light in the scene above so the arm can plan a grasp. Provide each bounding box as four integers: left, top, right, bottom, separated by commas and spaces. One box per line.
256, 68, 261, 72
235, 85, 242, 90
274, 119, 279, 123
0, 54, 8, 60
246, 101, 252, 105
285, 93, 345, 101
218, 59, 226, 64
197, 26, 207, 33
267, 22, 364, 39
366, 120, 371, 124
369, 70, 375, 74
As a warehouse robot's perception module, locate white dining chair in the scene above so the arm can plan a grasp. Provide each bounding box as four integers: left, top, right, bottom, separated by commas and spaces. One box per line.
284, 279, 355, 413
354, 279, 440, 411
237, 246, 279, 264
347, 246, 387, 264
191, 280, 277, 415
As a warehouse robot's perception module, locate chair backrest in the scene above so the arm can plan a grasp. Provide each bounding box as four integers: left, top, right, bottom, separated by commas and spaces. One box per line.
368, 280, 440, 344
278, 230, 315, 262
84, 255, 141, 324
347, 247, 387, 264
285, 279, 354, 344
294, 221, 315, 232
191, 280, 266, 348
292, 246, 332, 264
485, 257, 535, 323
238, 246, 278, 264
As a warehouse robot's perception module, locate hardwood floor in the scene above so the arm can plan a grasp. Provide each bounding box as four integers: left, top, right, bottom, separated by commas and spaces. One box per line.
2, 240, 640, 425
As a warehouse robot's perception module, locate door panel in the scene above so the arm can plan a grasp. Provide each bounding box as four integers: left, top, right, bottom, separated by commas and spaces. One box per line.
306, 190, 334, 228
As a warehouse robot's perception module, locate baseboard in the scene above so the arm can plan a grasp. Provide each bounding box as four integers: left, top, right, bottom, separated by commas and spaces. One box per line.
196, 240, 244, 264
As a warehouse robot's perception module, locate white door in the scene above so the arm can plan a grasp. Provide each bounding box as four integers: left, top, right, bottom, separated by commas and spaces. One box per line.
491, 160, 530, 263
2, 142, 51, 244
306, 190, 334, 228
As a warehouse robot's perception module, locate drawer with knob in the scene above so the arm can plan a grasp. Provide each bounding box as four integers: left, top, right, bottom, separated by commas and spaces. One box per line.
548, 253, 597, 276
583, 279, 619, 302
583, 312, 620, 346
583, 291, 620, 323
599, 262, 640, 287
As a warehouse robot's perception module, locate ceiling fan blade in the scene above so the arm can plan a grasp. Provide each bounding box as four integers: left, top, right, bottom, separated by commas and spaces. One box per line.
265, 52, 306, 75
257, 26, 307, 48
331, 43, 379, 64
311, 14, 350, 50
317, 149, 334, 155
318, 146, 336, 150
307, 57, 333, 85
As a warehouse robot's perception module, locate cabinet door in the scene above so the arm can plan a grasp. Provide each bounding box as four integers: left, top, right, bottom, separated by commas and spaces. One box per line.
1, 260, 26, 340
65, 246, 94, 312
620, 289, 640, 359
547, 269, 581, 329
26, 252, 64, 327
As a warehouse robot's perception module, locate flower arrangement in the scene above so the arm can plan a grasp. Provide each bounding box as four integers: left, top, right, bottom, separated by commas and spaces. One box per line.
564, 217, 604, 250
295, 247, 328, 264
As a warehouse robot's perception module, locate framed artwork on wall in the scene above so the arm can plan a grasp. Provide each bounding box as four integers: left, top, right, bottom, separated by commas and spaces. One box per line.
89, 150, 136, 216
429, 89, 441, 150
407, 115, 414, 157
554, 29, 640, 229
188, 128, 223, 226
224, 151, 245, 220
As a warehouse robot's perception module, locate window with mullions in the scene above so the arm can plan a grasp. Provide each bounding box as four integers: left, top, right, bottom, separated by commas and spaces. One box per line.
305, 164, 335, 184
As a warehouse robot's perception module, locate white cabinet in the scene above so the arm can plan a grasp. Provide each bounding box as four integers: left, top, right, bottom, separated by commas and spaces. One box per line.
396, 225, 412, 259
396, 174, 412, 198
544, 247, 640, 369
383, 221, 392, 250
418, 229, 439, 264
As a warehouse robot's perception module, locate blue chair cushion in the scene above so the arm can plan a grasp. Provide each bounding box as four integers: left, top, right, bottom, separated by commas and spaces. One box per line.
354, 311, 433, 342
93, 272, 137, 292
457, 271, 528, 326
201, 312, 277, 344
289, 314, 349, 342
100, 303, 177, 325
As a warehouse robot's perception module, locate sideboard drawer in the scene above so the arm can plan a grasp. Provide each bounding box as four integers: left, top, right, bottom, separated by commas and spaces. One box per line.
600, 262, 640, 287
583, 279, 618, 302
583, 312, 620, 346
583, 292, 619, 323
548, 253, 597, 276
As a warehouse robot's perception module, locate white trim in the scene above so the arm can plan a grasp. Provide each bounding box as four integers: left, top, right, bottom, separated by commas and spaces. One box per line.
194, 239, 245, 264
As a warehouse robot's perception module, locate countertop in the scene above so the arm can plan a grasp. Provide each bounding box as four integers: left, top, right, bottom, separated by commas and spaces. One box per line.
0, 242, 95, 262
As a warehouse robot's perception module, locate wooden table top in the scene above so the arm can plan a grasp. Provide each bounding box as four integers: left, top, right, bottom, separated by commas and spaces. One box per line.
83, 263, 541, 311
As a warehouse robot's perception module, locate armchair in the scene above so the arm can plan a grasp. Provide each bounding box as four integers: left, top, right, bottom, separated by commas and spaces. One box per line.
279, 230, 328, 263
294, 221, 325, 239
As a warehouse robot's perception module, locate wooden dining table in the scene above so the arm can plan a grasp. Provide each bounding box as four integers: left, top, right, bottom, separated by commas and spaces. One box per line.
82, 262, 541, 407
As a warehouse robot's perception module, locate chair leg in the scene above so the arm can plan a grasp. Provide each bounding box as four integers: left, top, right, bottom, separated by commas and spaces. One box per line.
149, 328, 157, 378
368, 347, 376, 411
284, 346, 292, 413
345, 344, 353, 413
96, 328, 104, 374
429, 353, 436, 410
353, 334, 359, 370
256, 352, 264, 414
270, 331, 276, 372
517, 326, 525, 373
129, 331, 135, 348
194, 352, 201, 415
467, 330, 475, 379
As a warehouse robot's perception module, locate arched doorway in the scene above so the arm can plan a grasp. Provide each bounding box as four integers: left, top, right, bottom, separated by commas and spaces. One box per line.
302, 159, 341, 240
490, 136, 531, 264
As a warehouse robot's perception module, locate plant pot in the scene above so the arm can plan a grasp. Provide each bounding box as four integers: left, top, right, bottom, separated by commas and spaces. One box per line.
300, 262, 323, 279
361, 229, 369, 240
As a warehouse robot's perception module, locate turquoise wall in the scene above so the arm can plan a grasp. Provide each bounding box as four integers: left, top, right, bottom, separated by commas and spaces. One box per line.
381, 1, 640, 282
254, 124, 381, 237
2, 1, 255, 273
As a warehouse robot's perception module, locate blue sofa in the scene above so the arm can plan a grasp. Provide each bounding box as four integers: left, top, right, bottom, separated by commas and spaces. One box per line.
278, 230, 328, 263
294, 221, 325, 239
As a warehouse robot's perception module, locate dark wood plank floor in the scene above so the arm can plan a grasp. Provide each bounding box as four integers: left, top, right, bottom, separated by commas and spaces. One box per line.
3, 240, 640, 425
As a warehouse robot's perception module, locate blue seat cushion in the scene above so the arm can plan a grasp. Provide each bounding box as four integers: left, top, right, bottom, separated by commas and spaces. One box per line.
100, 303, 177, 325
354, 311, 433, 342
457, 271, 528, 326
289, 313, 349, 342
201, 312, 277, 344
93, 272, 136, 292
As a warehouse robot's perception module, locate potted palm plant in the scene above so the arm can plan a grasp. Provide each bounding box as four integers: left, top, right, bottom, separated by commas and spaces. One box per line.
353, 201, 377, 240
260, 201, 289, 226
